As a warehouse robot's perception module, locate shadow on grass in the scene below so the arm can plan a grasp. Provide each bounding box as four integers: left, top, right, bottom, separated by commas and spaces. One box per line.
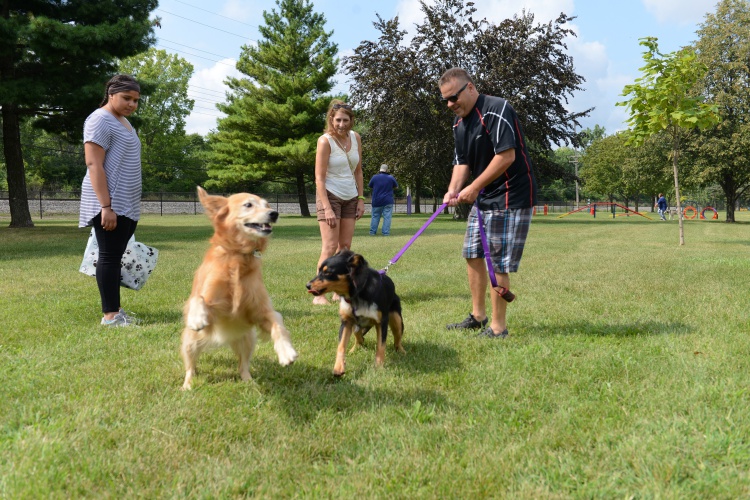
186, 339, 459, 423
528, 319, 693, 337
252, 358, 453, 422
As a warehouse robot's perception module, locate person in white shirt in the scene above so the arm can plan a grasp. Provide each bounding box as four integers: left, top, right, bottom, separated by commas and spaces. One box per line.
312, 100, 364, 305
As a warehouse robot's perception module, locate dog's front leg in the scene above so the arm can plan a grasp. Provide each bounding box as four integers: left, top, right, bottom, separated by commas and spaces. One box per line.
268, 311, 298, 366
186, 296, 210, 331
334, 320, 354, 376
349, 326, 368, 354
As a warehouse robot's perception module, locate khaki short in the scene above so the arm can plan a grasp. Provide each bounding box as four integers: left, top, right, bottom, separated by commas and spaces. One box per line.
316, 191, 358, 221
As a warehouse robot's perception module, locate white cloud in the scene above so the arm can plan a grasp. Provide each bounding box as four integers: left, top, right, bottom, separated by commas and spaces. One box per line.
393, 0, 425, 31
395, 0, 574, 31
478, 0, 574, 24
219, 0, 254, 23
642, 0, 715, 25
185, 59, 240, 135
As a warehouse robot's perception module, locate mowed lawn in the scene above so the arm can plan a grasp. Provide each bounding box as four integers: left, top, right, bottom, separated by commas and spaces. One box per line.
1, 210, 749, 498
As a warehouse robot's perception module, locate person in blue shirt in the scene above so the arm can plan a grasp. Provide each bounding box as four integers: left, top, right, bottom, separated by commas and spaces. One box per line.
368, 164, 399, 236
656, 193, 668, 221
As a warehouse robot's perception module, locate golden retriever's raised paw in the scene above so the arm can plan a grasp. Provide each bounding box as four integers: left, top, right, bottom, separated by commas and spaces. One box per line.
274, 339, 298, 366
186, 296, 210, 331
182, 372, 195, 391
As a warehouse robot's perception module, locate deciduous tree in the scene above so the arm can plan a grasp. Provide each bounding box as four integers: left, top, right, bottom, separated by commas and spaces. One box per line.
690, 0, 750, 222
580, 132, 629, 204
618, 38, 720, 245
119, 48, 198, 192
344, 0, 590, 216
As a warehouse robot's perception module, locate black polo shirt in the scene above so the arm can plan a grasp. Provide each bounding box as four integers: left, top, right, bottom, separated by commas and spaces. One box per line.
452, 94, 537, 210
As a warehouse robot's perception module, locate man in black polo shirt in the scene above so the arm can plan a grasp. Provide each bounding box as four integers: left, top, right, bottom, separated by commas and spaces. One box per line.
439, 68, 537, 339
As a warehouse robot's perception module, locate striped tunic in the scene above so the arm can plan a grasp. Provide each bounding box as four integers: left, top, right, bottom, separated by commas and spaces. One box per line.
78, 108, 142, 227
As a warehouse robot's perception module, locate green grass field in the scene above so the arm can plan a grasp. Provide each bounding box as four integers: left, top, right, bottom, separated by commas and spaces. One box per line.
1, 211, 749, 498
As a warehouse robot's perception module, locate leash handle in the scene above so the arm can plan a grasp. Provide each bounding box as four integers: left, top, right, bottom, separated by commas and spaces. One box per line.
475, 201, 515, 302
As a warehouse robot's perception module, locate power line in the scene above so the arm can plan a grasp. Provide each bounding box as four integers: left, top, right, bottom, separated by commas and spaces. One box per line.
188, 89, 225, 101
190, 84, 228, 96
157, 9, 255, 41
156, 43, 236, 67
192, 104, 221, 112
158, 37, 237, 61
189, 110, 223, 118
171, 0, 260, 30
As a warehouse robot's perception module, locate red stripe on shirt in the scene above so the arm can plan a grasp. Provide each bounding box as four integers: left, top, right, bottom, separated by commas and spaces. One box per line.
514, 118, 534, 207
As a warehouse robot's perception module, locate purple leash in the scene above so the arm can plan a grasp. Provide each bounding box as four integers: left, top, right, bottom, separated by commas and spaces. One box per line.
474, 201, 516, 302
379, 201, 449, 274
379, 198, 516, 303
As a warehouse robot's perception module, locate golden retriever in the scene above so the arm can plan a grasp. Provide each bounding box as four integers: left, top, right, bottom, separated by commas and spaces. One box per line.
180, 187, 297, 390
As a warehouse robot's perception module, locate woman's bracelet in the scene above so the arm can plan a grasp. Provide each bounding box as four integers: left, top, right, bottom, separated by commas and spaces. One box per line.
357, 196, 365, 200
101, 204, 111, 209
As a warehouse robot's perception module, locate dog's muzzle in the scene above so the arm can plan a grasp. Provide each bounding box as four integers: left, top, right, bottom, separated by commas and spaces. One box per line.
306, 281, 322, 296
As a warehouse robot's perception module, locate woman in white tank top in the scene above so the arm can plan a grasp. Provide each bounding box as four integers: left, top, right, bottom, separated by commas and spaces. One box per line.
312, 100, 364, 305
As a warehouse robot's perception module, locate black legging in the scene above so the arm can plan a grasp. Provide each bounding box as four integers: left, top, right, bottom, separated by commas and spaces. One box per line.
92, 213, 138, 314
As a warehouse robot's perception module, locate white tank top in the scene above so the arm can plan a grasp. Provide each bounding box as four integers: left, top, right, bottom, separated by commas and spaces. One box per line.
324, 131, 359, 200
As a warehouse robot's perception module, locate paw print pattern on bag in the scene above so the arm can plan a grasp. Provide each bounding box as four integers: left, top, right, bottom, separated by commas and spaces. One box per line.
79, 229, 159, 290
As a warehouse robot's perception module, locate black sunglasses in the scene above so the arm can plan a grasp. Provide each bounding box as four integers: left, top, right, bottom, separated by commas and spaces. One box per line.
332, 103, 353, 110
441, 82, 469, 103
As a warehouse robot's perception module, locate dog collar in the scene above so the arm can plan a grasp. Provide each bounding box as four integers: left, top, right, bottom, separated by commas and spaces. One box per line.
253, 249, 262, 258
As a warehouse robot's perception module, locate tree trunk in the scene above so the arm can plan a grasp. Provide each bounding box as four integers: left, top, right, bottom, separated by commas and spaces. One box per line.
295, 171, 310, 217
2, 104, 34, 228
671, 130, 684, 245
724, 191, 736, 223
722, 172, 736, 223
414, 177, 421, 214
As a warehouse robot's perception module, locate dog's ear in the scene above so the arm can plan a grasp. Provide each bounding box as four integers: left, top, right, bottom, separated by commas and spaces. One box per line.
347, 252, 368, 269
198, 186, 229, 221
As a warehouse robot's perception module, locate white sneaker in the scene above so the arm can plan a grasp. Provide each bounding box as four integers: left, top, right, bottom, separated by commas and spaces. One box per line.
101, 309, 137, 327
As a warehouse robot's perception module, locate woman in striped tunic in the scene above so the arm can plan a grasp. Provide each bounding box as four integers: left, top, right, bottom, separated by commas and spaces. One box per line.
78, 75, 142, 326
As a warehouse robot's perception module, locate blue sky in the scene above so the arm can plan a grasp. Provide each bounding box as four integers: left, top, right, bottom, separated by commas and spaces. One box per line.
151, 0, 719, 140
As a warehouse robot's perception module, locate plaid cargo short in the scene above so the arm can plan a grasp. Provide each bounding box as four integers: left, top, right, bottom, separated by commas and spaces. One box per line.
462, 206, 533, 273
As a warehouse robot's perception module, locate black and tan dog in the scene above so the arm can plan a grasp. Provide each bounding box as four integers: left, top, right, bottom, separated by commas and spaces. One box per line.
306, 250, 404, 376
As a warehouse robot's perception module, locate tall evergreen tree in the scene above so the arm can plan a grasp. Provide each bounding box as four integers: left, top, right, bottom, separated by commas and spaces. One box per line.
0, 0, 157, 227
206, 0, 337, 216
